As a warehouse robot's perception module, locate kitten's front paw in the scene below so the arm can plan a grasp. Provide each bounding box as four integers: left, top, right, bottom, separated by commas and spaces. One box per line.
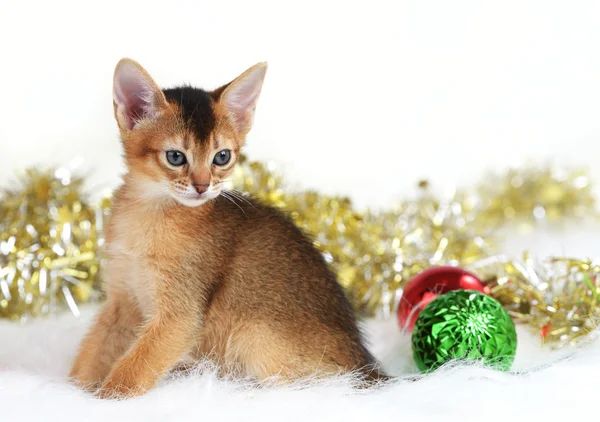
68, 366, 103, 392
70, 377, 102, 393
96, 377, 146, 399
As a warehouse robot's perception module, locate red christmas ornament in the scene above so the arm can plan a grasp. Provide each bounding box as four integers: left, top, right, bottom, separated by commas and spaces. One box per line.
398, 266, 490, 331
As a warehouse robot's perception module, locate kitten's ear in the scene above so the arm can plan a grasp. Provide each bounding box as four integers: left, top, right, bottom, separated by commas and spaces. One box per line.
113, 58, 168, 131
219, 62, 267, 134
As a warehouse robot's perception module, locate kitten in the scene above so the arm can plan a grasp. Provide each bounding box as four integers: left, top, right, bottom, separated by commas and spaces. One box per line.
69, 58, 388, 398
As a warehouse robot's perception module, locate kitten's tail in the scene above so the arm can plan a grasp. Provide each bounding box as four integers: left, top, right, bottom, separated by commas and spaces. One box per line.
359, 361, 394, 386
360, 363, 418, 387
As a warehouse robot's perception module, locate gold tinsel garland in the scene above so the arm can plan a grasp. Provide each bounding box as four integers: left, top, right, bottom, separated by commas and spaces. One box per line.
1, 156, 598, 348
0, 168, 106, 320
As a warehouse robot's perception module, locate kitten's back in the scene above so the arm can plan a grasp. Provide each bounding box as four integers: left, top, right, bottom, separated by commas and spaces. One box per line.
195, 194, 383, 380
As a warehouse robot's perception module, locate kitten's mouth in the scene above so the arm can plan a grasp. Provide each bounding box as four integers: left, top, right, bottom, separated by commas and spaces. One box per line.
172, 189, 220, 207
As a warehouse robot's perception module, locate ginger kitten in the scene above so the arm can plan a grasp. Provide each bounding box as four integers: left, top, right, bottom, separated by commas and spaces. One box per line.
69, 58, 388, 398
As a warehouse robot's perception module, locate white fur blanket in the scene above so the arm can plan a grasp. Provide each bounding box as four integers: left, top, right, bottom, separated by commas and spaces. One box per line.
1, 304, 596, 422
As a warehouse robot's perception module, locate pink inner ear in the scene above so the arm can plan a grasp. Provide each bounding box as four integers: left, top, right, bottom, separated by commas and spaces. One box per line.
224, 67, 266, 131
229, 82, 260, 111
114, 64, 157, 129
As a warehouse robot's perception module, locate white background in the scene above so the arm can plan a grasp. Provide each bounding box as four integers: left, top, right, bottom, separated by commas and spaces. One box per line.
2, 0, 600, 254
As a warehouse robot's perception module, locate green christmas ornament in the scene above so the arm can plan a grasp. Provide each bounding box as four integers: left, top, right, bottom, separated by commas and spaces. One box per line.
411, 289, 517, 372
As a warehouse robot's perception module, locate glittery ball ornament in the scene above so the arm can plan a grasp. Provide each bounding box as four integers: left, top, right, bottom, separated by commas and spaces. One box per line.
398, 266, 490, 331
411, 289, 517, 373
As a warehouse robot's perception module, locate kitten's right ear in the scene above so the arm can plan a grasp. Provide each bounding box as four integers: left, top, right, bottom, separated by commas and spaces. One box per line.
113, 58, 168, 131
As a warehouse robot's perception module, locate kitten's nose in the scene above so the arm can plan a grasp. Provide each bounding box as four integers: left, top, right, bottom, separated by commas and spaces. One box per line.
193, 184, 209, 195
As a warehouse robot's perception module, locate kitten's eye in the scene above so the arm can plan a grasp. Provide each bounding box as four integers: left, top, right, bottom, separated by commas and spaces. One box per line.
213, 150, 231, 166
166, 150, 187, 166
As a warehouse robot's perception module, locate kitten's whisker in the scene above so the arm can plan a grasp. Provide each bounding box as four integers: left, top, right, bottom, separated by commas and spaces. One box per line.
225, 190, 248, 204
221, 192, 248, 218
228, 188, 246, 196
227, 189, 250, 204
230, 194, 253, 208
226, 189, 255, 208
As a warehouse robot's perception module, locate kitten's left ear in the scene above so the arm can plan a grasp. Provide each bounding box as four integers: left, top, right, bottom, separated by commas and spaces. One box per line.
219, 62, 268, 134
